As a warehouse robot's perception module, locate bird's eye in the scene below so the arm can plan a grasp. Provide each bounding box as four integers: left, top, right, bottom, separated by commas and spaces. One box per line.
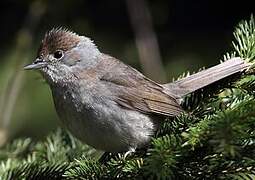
53, 50, 64, 59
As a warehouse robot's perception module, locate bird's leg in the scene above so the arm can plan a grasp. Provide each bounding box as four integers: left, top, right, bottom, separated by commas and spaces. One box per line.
123, 147, 136, 159
99, 147, 136, 163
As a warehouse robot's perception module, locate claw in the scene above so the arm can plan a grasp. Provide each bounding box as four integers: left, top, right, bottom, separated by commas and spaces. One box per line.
123, 147, 136, 159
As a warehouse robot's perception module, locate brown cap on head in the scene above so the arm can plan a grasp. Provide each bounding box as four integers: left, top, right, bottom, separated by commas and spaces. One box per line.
24, 28, 99, 70
37, 28, 81, 59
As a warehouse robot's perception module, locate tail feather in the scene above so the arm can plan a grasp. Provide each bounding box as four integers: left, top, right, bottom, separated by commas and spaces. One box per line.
163, 57, 250, 97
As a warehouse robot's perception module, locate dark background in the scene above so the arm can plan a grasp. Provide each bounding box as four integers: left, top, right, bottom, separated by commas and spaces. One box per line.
0, 0, 254, 144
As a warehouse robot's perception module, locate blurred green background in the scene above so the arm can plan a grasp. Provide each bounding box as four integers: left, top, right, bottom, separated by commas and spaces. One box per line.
0, 0, 253, 145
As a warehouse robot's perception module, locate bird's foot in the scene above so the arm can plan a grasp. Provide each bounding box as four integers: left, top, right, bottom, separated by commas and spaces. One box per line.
123, 147, 136, 160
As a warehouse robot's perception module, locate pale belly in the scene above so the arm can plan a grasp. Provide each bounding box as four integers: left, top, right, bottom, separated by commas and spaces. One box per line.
52, 89, 156, 152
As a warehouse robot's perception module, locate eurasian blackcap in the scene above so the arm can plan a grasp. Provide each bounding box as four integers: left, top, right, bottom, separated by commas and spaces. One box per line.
24, 28, 249, 152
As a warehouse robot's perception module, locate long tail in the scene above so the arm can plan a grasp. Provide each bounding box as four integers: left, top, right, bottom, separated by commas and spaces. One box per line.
163, 57, 250, 97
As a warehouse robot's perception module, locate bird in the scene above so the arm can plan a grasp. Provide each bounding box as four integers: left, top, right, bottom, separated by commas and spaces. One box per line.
24, 28, 250, 153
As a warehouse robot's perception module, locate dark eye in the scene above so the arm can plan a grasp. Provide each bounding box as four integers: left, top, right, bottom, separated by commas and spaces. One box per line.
53, 50, 64, 59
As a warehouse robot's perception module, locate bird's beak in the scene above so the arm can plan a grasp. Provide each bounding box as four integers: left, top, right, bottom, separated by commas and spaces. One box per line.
24, 58, 47, 70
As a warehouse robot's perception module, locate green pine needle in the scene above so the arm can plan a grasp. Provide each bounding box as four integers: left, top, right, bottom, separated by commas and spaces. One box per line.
1, 15, 255, 180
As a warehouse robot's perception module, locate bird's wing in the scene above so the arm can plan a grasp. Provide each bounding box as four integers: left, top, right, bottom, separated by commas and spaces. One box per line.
99, 55, 183, 117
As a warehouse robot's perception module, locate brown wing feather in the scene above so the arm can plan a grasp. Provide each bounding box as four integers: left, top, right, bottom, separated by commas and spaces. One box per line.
100, 55, 183, 117
121, 89, 182, 116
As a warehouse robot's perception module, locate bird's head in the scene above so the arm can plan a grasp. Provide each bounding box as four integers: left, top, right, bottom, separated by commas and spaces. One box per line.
24, 28, 101, 82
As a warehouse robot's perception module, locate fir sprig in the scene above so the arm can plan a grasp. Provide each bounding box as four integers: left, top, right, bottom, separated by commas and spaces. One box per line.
0, 15, 255, 180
